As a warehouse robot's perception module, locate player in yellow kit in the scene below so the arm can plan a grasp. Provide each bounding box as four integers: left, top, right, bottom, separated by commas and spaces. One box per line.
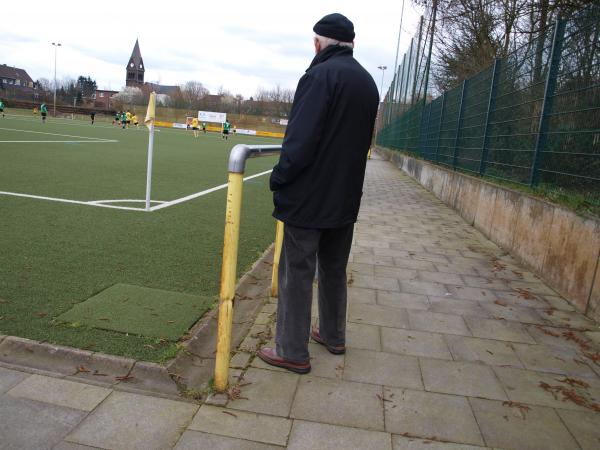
191, 117, 199, 138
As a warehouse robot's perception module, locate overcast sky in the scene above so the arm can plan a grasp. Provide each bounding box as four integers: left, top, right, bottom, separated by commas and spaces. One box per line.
1, 1, 422, 98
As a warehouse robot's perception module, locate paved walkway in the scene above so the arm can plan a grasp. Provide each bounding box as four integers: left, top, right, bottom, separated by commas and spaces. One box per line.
2, 155, 600, 449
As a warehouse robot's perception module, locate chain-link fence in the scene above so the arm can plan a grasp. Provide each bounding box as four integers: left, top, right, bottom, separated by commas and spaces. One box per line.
378, 3, 600, 206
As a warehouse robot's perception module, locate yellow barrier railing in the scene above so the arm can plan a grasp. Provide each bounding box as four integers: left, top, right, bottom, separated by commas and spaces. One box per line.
214, 144, 283, 392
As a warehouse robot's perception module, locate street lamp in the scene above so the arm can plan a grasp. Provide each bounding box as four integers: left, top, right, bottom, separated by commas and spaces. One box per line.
374, 65, 387, 145
52, 42, 61, 117
377, 65, 387, 100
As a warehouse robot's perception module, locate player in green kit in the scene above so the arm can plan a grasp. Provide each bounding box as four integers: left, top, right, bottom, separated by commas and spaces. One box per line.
120, 111, 127, 129
40, 103, 48, 123
222, 120, 231, 140
0, 100, 5, 118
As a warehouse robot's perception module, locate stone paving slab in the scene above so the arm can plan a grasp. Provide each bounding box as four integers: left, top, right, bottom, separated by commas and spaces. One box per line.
380, 327, 452, 360
227, 368, 299, 417
444, 335, 524, 368
174, 431, 282, 450
65, 391, 198, 450
189, 405, 292, 446
469, 397, 580, 450
392, 435, 496, 450
348, 303, 409, 328
0, 394, 87, 450
377, 290, 430, 310
407, 310, 471, 336
7, 374, 111, 411
512, 343, 598, 378
347, 286, 377, 304
463, 316, 536, 344
287, 420, 392, 450
383, 387, 484, 446
291, 376, 384, 430
427, 296, 491, 318
493, 365, 600, 411
555, 409, 600, 450
420, 358, 508, 400
0, 365, 29, 394
346, 322, 381, 351
343, 348, 422, 389
52, 442, 102, 450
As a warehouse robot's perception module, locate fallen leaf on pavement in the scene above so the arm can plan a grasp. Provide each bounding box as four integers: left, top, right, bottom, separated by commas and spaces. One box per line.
75, 365, 90, 373
115, 374, 134, 382
502, 400, 530, 419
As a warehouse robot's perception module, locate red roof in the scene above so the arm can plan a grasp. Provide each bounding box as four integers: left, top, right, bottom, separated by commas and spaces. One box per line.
0, 64, 34, 84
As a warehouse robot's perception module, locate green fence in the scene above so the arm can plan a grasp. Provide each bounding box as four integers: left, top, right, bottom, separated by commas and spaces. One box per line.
378, 3, 600, 206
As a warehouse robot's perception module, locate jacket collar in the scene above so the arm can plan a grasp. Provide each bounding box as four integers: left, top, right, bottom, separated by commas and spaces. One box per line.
306, 45, 353, 72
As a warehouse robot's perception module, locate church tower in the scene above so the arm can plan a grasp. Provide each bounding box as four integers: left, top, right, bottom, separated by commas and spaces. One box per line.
126, 39, 145, 87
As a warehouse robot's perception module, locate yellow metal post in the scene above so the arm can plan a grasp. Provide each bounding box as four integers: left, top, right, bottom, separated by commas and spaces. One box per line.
214, 172, 244, 392
270, 220, 284, 297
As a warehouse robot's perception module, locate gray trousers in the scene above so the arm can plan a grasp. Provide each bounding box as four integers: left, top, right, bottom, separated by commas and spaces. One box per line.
275, 223, 354, 362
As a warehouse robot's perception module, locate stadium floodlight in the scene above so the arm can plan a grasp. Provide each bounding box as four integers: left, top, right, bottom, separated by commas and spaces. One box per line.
52, 42, 62, 117
377, 65, 387, 100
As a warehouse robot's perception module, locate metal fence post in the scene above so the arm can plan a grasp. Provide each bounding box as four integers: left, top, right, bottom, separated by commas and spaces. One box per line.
214, 144, 282, 392
434, 93, 446, 162
479, 59, 501, 175
452, 80, 467, 170
270, 220, 284, 297
411, 16, 424, 105
529, 18, 566, 187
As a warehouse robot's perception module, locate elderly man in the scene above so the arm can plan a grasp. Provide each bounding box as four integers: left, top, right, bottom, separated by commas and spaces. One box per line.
258, 13, 379, 373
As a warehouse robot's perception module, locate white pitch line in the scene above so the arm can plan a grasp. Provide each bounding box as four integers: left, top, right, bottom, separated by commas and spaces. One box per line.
0, 169, 273, 212
150, 169, 273, 211
88, 199, 166, 205
0, 127, 116, 141
0, 140, 118, 143
0, 191, 146, 211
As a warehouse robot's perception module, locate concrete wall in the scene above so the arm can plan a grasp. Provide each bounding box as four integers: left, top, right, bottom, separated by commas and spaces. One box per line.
379, 149, 600, 322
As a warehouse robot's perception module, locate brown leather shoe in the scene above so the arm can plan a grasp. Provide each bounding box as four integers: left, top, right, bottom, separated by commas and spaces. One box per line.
257, 347, 311, 374
310, 329, 346, 354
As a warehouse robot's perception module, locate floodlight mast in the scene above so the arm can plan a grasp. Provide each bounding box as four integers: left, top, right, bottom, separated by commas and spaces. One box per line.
52, 42, 62, 117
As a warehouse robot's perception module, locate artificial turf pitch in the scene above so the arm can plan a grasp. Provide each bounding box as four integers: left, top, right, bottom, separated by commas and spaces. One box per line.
0, 113, 281, 362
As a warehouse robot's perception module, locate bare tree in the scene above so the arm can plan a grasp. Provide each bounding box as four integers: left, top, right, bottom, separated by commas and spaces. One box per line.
181, 81, 209, 109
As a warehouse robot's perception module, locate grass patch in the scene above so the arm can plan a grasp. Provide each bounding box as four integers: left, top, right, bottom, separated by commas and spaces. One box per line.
0, 114, 281, 361
57, 284, 212, 340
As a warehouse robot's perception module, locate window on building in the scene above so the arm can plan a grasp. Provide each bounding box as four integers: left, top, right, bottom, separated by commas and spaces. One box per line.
99, 92, 104, 98
138, 74, 143, 81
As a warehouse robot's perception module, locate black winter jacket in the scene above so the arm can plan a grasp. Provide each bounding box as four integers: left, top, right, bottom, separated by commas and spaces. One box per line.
270, 45, 379, 228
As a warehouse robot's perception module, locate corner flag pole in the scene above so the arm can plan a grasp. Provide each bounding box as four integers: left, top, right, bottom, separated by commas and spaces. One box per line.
144, 92, 157, 211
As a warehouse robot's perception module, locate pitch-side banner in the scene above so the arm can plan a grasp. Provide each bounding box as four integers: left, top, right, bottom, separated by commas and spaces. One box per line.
198, 111, 227, 123
235, 129, 256, 135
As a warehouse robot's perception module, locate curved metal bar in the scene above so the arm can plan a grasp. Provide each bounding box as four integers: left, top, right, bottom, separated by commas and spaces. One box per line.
228, 144, 283, 173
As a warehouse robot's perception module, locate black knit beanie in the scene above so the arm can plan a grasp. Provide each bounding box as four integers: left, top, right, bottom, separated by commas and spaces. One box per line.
313, 13, 355, 42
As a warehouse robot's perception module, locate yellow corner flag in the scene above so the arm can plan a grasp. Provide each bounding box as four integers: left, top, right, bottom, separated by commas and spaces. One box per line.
145, 91, 156, 129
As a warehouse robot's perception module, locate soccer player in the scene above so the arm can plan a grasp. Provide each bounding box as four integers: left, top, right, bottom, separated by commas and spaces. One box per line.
202, 122, 207, 133
222, 120, 231, 140
132, 114, 139, 128
113, 111, 120, 125
40, 103, 48, 123
90, 111, 96, 125
120, 111, 127, 129
126, 110, 132, 129
0, 99, 5, 118
191, 117, 199, 138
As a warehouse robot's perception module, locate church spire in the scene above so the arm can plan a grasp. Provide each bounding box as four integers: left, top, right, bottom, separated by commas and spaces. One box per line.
126, 39, 145, 87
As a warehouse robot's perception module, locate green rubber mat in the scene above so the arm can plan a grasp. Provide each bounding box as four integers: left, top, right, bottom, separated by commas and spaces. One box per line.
57, 283, 213, 341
